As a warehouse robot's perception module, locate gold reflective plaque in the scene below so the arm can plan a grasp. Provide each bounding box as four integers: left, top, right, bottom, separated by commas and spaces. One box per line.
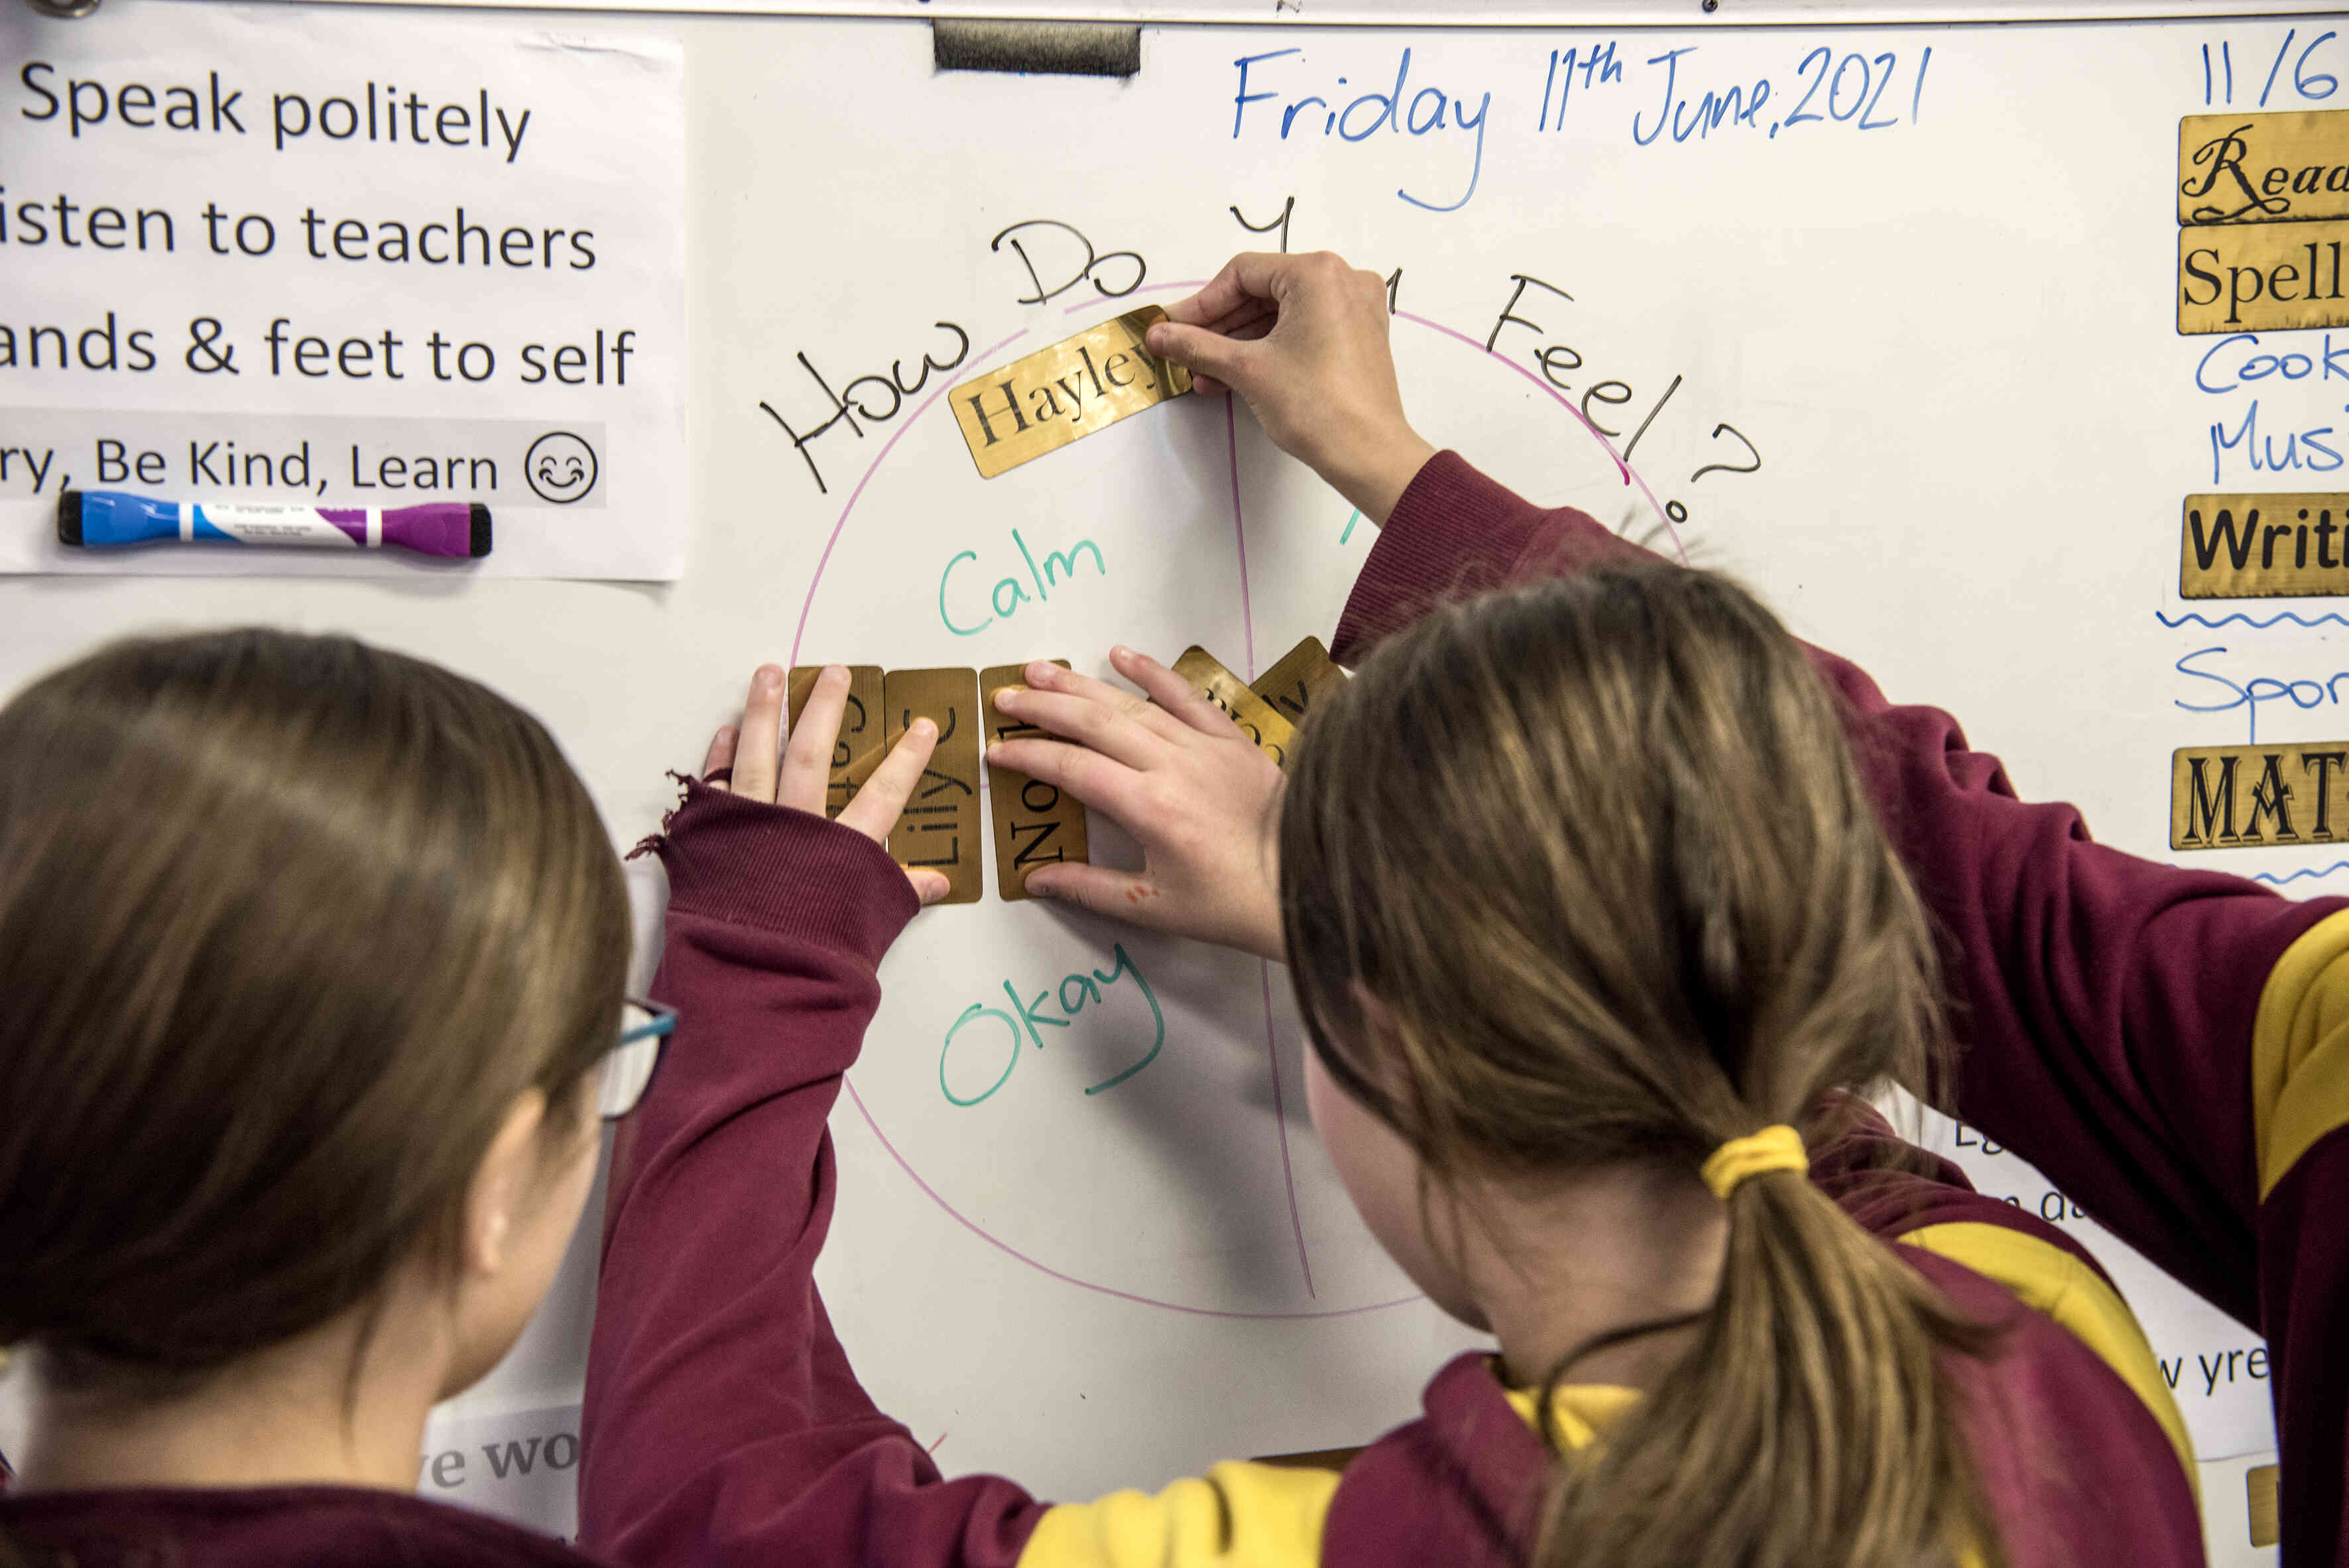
2171, 741, 2349, 850
2248, 1463, 2280, 1548
2181, 493, 2349, 598
786, 665, 885, 818
950, 306, 1194, 479
981, 662, 1091, 901
2180, 110, 2349, 226
1250, 635, 1347, 725
2179, 218, 2349, 333
884, 668, 983, 904
1172, 645, 1295, 765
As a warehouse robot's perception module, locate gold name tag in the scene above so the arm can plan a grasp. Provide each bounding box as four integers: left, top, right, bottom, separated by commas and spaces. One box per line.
1172, 645, 1295, 764
2180, 109, 2349, 226
981, 662, 1090, 901
951, 306, 1193, 479
787, 665, 884, 818
2171, 741, 2349, 849
1250, 635, 1347, 725
2179, 219, 2349, 332
2181, 493, 2349, 597
2248, 1463, 2280, 1548
884, 668, 984, 904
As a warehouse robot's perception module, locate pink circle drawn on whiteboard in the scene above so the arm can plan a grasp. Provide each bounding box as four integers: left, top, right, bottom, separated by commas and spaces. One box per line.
786, 289, 1677, 1317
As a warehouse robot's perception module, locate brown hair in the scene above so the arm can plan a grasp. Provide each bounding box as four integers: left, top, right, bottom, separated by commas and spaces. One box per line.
0, 629, 629, 1390
1280, 568, 2001, 1568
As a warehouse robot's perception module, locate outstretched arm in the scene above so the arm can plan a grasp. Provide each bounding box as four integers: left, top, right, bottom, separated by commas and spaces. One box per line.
579, 667, 1048, 1568
1010, 249, 2346, 1325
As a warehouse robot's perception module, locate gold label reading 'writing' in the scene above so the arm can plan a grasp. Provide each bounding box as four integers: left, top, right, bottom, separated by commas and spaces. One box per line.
949, 306, 1193, 479
2180, 109, 2349, 226
2181, 493, 2349, 598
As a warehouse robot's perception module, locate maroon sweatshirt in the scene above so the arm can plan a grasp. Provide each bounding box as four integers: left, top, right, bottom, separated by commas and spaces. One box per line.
1353, 453, 2349, 1566
0, 452, 2268, 1567
567, 453, 2214, 1568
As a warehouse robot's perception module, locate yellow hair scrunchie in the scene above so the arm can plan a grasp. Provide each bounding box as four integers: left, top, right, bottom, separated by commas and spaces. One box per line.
1700, 1124, 1809, 1200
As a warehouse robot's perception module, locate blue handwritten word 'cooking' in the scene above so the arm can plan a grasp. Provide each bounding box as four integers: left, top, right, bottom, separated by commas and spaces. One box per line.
1232, 48, 1491, 213
939, 943, 1164, 1107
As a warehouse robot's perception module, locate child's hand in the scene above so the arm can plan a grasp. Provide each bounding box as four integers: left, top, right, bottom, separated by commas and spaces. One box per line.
983, 648, 1285, 961
701, 663, 950, 906
1148, 251, 1437, 526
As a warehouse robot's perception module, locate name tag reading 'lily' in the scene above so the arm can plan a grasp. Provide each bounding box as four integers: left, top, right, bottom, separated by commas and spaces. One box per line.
951, 306, 1192, 479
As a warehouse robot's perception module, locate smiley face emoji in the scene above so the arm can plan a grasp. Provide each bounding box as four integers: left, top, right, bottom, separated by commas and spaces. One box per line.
525, 432, 600, 505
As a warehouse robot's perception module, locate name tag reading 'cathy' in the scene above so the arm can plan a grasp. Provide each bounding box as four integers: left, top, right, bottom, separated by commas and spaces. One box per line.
950, 307, 1192, 479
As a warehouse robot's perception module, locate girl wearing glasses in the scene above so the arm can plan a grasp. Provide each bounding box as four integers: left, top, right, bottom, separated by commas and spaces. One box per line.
0, 633, 945, 1567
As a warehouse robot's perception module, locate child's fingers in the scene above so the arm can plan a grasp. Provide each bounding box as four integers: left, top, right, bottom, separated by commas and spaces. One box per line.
1022, 861, 1161, 920
1198, 295, 1278, 340
1107, 646, 1245, 739
1160, 252, 1288, 327
993, 686, 1173, 771
985, 737, 1147, 824
701, 725, 738, 790
733, 665, 788, 802
837, 717, 937, 844
904, 869, 951, 906
1014, 659, 1194, 747
779, 664, 849, 816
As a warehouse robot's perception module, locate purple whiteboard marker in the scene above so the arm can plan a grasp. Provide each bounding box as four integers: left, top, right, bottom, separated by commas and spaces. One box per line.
57, 490, 491, 560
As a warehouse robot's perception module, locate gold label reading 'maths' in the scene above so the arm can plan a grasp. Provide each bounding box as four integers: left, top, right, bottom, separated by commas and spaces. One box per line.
1250, 635, 1347, 725
1172, 645, 1295, 764
2179, 218, 2349, 333
2180, 110, 2349, 226
787, 665, 884, 818
981, 663, 1089, 901
2171, 741, 2349, 850
884, 668, 983, 904
2182, 493, 2349, 598
950, 306, 1193, 479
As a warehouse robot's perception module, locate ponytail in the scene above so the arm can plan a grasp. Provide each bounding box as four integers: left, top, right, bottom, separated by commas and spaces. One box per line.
1278, 568, 2018, 1568
1533, 1159, 2002, 1568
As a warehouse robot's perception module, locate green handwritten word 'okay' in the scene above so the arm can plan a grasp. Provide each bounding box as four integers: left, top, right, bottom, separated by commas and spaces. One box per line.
939, 942, 1162, 1106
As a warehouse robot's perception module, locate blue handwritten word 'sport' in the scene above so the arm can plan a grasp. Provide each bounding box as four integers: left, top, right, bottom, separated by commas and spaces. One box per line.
2176, 646, 2349, 743
939, 943, 1164, 1107
940, 527, 1106, 636
1231, 47, 1491, 212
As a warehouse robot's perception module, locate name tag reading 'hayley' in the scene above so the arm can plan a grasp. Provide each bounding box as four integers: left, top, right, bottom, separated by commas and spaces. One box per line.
950, 307, 1192, 479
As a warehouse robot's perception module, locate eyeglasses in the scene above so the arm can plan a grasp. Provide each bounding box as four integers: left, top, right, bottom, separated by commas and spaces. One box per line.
597, 998, 677, 1120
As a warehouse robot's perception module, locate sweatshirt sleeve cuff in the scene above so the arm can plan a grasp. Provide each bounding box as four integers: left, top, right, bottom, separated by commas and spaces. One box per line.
1331, 451, 1626, 666
642, 778, 920, 967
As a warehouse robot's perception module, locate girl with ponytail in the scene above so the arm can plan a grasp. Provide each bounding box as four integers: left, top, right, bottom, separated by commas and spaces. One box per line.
980, 250, 2214, 1568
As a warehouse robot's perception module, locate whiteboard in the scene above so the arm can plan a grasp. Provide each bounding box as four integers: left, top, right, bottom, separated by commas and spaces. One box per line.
1, 6, 2328, 1563
281, 1, 2348, 26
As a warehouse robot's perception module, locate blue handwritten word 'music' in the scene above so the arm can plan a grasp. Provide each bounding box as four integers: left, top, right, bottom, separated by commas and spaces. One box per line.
1231, 48, 1492, 213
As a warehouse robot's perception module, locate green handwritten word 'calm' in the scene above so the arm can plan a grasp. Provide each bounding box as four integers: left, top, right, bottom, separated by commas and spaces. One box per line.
939, 942, 1162, 1106
939, 527, 1105, 636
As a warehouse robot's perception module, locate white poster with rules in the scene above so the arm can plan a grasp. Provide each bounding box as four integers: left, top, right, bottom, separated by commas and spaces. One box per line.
0, 1, 684, 579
